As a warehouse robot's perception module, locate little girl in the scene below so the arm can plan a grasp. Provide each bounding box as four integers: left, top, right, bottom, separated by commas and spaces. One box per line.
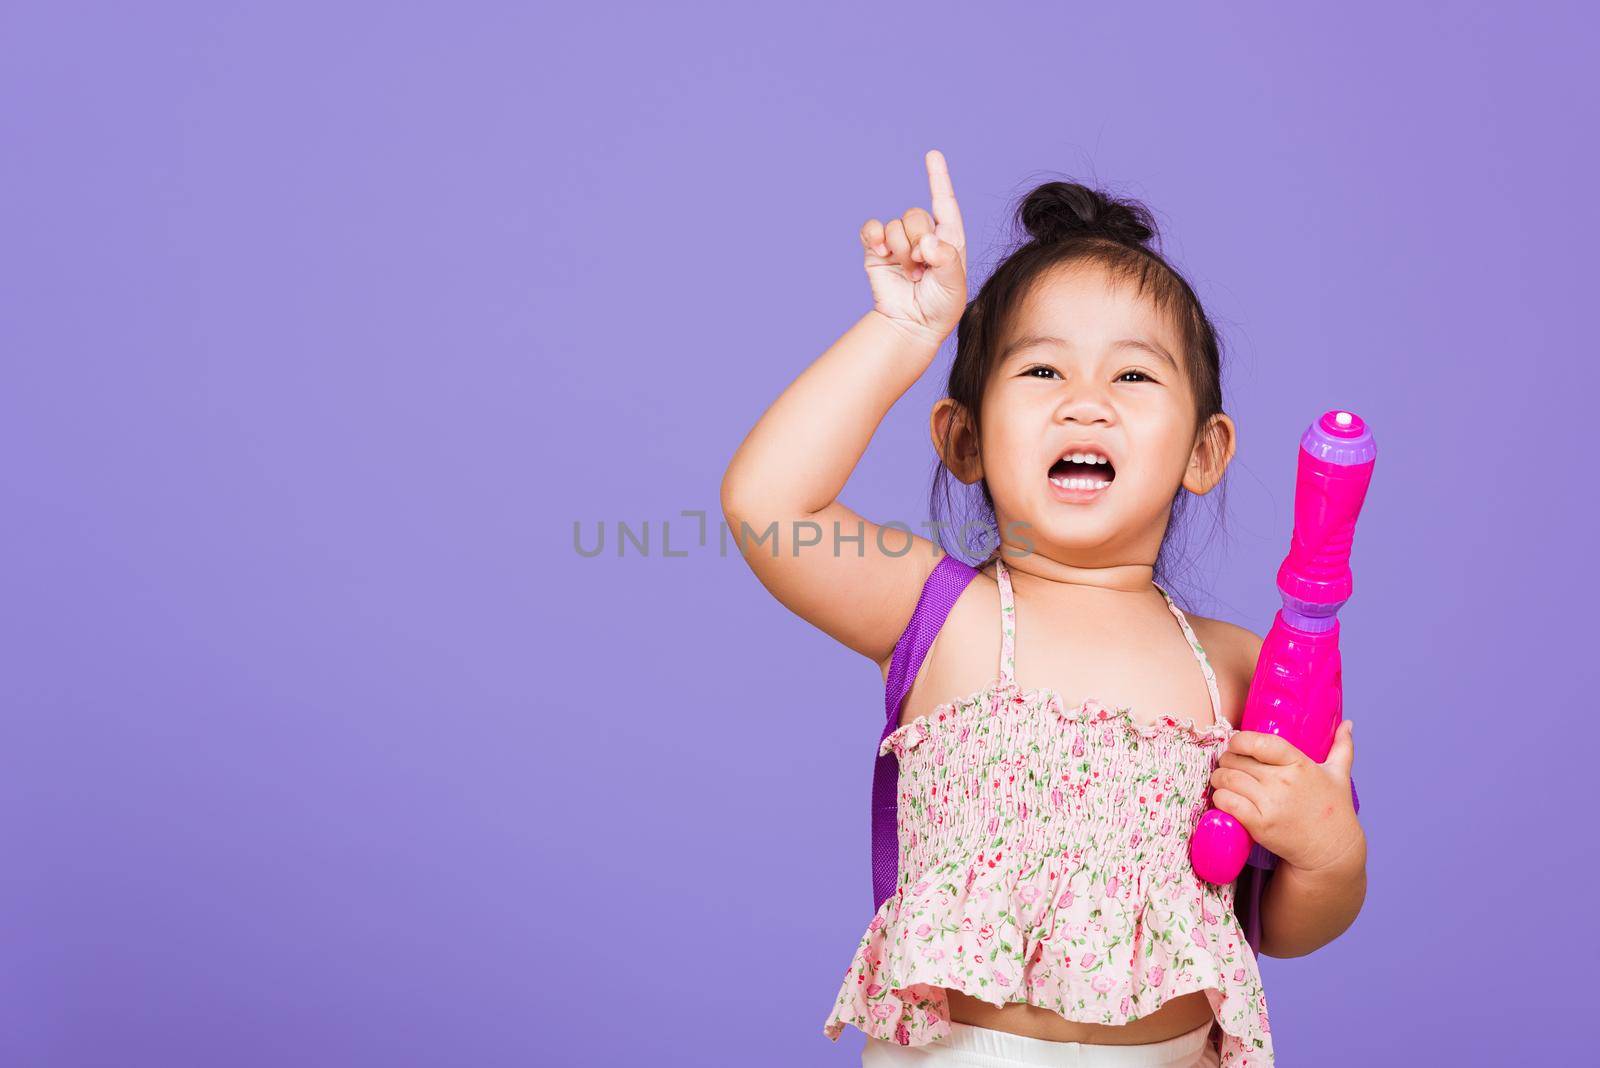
721, 150, 1365, 1068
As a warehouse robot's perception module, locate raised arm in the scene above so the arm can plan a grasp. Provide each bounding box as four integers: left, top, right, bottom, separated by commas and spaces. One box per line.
720, 150, 972, 665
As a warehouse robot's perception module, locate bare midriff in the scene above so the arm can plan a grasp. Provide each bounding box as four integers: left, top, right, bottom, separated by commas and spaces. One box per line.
946, 987, 1216, 1044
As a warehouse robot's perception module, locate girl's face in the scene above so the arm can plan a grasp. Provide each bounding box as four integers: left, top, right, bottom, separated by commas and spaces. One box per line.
954, 262, 1231, 564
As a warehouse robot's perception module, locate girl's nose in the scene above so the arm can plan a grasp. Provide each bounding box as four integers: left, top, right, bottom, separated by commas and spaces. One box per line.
1054, 394, 1114, 426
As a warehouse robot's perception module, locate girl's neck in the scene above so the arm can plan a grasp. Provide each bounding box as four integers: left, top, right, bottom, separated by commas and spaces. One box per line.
990, 542, 1156, 594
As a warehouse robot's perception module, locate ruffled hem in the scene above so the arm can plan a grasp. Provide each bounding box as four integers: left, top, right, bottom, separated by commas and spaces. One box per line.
880, 686, 1232, 761
821, 853, 1272, 1065
824, 983, 1267, 1067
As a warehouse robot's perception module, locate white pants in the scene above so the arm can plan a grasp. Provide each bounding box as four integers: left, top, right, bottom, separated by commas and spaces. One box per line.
861, 1019, 1219, 1068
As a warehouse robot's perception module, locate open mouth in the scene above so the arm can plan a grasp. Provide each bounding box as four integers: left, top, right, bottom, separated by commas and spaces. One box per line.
1048, 450, 1116, 493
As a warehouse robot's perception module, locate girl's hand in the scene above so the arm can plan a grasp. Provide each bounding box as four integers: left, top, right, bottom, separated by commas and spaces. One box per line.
859, 149, 969, 348
1209, 720, 1365, 877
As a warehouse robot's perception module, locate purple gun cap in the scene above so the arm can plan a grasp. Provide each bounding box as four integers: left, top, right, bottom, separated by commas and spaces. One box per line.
1300, 409, 1377, 467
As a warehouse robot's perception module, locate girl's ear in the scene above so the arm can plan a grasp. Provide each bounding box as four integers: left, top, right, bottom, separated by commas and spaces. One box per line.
1183, 412, 1236, 495
930, 398, 984, 484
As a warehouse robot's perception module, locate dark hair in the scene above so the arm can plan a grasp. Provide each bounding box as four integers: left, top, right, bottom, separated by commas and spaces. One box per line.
930, 180, 1229, 595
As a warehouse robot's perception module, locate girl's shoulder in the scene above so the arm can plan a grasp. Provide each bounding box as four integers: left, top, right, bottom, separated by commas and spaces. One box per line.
1188, 614, 1265, 661
1184, 614, 1265, 731
874, 553, 996, 683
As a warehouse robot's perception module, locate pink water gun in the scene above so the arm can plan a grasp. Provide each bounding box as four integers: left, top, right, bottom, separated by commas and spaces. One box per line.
1189, 409, 1376, 885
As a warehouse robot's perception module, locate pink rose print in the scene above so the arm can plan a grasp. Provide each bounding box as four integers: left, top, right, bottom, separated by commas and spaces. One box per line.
915, 923, 933, 938
870, 1003, 895, 1022
1232, 968, 1245, 983
1120, 996, 1131, 1016
1148, 965, 1165, 987
1191, 926, 1208, 949
978, 924, 995, 943
895, 1022, 910, 1045
1107, 876, 1120, 899
1079, 951, 1097, 969
1091, 975, 1116, 994
865, 982, 883, 997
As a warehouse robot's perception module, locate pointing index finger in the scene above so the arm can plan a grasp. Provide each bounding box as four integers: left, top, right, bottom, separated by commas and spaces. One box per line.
924, 149, 966, 247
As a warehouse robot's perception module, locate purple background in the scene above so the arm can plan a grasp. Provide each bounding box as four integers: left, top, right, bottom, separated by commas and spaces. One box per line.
4, 3, 1594, 1064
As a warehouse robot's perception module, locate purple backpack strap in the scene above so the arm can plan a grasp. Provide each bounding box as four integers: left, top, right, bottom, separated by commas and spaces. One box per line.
1237, 775, 1361, 953
871, 553, 981, 911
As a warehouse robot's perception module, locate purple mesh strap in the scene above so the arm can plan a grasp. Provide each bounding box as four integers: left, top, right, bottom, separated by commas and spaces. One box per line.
871, 553, 980, 911
1237, 776, 1360, 953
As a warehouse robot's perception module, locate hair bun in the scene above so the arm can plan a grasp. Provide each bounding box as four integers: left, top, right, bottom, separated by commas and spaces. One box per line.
1019, 182, 1157, 249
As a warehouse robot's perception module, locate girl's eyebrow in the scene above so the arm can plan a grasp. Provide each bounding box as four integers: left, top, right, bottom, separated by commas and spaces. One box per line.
1001, 334, 1178, 372
999, 334, 1068, 363
1112, 338, 1179, 372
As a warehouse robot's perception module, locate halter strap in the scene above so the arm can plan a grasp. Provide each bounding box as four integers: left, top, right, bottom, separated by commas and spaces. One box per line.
1154, 581, 1225, 725
994, 556, 1018, 687
991, 557, 1223, 724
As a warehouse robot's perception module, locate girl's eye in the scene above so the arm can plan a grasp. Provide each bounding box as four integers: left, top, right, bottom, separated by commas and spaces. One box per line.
1025, 366, 1060, 379
1117, 370, 1153, 383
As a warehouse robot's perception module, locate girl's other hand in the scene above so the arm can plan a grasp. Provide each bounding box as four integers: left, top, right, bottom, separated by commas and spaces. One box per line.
1209, 720, 1365, 877
859, 149, 969, 348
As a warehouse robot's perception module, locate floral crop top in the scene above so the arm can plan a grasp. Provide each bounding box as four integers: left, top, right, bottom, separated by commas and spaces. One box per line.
823, 556, 1274, 1066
